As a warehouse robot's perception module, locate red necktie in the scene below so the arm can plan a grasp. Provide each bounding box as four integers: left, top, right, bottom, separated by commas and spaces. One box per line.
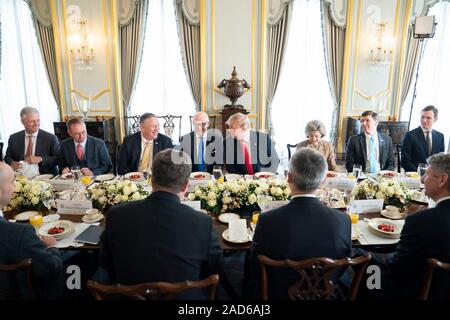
241, 140, 254, 175
25, 135, 33, 158
76, 144, 84, 161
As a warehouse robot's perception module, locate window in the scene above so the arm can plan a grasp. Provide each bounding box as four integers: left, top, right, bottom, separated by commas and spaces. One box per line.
129, 0, 196, 141
271, 0, 334, 163
0, 0, 59, 145
400, 2, 450, 151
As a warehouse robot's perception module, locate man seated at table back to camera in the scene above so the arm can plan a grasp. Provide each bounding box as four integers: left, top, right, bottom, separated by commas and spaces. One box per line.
0, 162, 63, 299
246, 148, 351, 299
345, 110, 395, 174
401, 105, 445, 172
178, 112, 223, 173
58, 118, 112, 176
224, 113, 279, 175
117, 113, 173, 175
4, 107, 60, 176
100, 150, 224, 299
380, 153, 450, 299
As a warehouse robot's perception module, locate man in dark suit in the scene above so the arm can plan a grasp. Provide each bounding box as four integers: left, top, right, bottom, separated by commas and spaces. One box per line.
178, 112, 223, 173
224, 112, 279, 175
5, 107, 60, 175
58, 118, 112, 176
246, 148, 351, 299
117, 113, 173, 175
382, 153, 450, 299
100, 150, 224, 299
401, 105, 445, 172
345, 110, 394, 173
0, 162, 63, 299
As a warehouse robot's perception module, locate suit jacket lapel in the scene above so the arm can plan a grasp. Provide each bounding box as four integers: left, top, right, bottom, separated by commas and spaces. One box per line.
85, 137, 93, 165
378, 133, 384, 163
18, 131, 25, 158
35, 130, 43, 157
359, 134, 367, 165
431, 130, 439, 154
153, 134, 160, 156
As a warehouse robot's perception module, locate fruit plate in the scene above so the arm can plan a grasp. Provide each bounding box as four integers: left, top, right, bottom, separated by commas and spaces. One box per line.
367, 218, 402, 239
190, 172, 212, 180
378, 170, 397, 178
38, 220, 75, 241
124, 172, 144, 181
254, 172, 276, 179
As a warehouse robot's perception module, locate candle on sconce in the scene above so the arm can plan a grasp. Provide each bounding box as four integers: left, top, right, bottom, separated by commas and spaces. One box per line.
80, 100, 88, 112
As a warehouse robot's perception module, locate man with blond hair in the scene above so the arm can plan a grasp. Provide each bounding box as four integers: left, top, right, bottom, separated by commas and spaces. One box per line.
224, 112, 279, 174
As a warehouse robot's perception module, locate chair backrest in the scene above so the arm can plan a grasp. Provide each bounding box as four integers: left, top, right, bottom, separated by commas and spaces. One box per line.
419, 258, 450, 300
0, 141, 3, 161
0, 258, 37, 300
124, 115, 141, 135
87, 274, 219, 300
157, 114, 182, 142
105, 141, 118, 174
189, 115, 217, 132
258, 254, 371, 300
287, 143, 297, 160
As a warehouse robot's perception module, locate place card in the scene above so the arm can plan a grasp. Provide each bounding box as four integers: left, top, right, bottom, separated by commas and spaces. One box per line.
228, 219, 248, 241
348, 199, 384, 213
393, 177, 421, 189
323, 178, 357, 191
183, 200, 201, 210
57, 199, 92, 214
263, 200, 289, 212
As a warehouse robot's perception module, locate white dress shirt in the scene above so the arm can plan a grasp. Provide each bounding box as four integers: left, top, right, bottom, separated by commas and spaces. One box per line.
436, 195, 450, 205
421, 126, 433, 148
73, 139, 87, 154
0, 209, 3, 218
291, 194, 316, 199
365, 132, 380, 173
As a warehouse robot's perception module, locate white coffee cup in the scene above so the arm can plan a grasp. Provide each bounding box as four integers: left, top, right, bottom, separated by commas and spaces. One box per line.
85, 208, 100, 220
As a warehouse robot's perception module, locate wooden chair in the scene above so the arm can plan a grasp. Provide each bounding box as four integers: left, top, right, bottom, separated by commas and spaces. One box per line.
419, 258, 450, 300
105, 141, 118, 174
287, 143, 297, 160
0, 141, 3, 161
87, 274, 219, 300
189, 115, 217, 132
0, 258, 37, 300
257, 253, 371, 300
157, 114, 182, 142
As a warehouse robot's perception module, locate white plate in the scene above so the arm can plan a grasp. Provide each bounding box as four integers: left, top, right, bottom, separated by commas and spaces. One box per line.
225, 174, 241, 181
380, 209, 405, 220
33, 174, 54, 181
60, 172, 75, 180
82, 213, 104, 223
43, 214, 60, 223
15, 211, 39, 222
222, 229, 251, 243
124, 172, 144, 181
95, 174, 115, 182
378, 170, 397, 178
38, 220, 75, 241
218, 213, 240, 224
190, 172, 212, 180
254, 171, 276, 179
367, 218, 402, 239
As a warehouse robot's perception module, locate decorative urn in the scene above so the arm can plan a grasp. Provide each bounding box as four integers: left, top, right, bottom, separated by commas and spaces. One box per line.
217, 66, 251, 107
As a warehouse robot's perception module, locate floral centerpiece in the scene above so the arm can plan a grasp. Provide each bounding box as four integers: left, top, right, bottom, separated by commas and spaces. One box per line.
9, 176, 54, 212
187, 178, 291, 216
351, 176, 413, 209
87, 180, 149, 211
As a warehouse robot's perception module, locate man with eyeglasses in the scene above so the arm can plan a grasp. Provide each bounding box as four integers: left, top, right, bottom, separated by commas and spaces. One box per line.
178, 112, 223, 173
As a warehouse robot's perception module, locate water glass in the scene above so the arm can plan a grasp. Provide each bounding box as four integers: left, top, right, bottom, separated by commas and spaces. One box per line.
71, 165, 81, 181
352, 164, 362, 179
417, 163, 427, 177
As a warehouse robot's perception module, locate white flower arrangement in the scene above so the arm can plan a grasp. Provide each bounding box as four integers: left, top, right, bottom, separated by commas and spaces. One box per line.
187, 178, 291, 216
351, 176, 412, 209
9, 176, 54, 212
88, 180, 149, 211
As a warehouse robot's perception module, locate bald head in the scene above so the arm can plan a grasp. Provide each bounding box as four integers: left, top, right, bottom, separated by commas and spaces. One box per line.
0, 162, 15, 208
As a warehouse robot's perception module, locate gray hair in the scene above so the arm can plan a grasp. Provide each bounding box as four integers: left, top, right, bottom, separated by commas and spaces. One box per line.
427, 152, 450, 192
226, 112, 250, 130
289, 148, 327, 192
305, 120, 326, 137
20, 106, 39, 121
152, 149, 192, 193
140, 113, 157, 125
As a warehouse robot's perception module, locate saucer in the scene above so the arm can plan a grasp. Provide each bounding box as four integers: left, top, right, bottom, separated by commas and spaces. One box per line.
15, 211, 39, 222
82, 213, 104, 223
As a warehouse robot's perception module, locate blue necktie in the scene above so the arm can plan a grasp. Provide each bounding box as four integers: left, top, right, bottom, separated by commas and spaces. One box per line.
198, 136, 205, 171
369, 136, 377, 173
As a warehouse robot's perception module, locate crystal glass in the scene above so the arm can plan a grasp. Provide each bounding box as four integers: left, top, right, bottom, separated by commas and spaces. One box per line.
257, 194, 269, 212
71, 165, 81, 181
213, 165, 224, 183
352, 164, 362, 180
417, 163, 427, 177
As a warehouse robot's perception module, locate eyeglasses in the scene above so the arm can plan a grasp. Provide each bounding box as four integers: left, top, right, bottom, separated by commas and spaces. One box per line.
193, 121, 209, 127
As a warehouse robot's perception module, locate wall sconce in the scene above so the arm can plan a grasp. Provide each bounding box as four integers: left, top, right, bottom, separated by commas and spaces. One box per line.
69, 19, 95, 70
368, 23, 393, 65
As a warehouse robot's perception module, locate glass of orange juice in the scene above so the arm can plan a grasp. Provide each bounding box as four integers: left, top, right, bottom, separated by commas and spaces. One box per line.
252, 212, 260, 225
30, 214, 43, 231
348, 212, 359, 224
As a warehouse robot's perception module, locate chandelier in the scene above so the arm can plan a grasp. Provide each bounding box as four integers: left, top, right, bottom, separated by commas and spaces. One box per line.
368, 23, 393, 65
69, 19, 95, 70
